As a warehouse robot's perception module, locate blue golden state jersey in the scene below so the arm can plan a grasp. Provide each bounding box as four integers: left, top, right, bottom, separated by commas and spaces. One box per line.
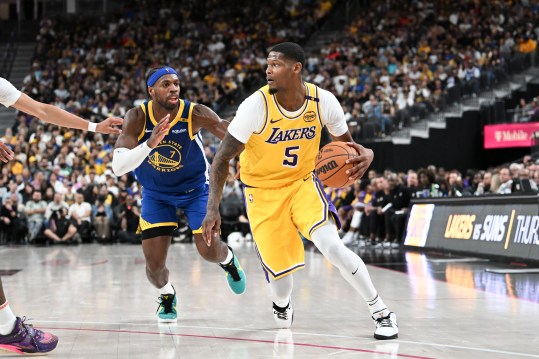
133, 99, 209, 194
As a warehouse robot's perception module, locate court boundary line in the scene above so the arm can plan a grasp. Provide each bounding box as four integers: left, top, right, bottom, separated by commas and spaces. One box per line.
36, 320, 539, 358
40, 326, 434, 359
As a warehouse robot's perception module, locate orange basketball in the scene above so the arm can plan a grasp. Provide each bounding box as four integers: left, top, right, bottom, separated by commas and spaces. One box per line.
315, 142, 358, 188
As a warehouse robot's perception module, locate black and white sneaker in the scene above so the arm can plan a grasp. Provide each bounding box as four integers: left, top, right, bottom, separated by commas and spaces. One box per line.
273, 302, 294, 329
373, 312, 398, 340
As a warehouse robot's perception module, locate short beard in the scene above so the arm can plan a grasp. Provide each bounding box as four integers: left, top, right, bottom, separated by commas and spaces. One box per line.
154, 96, 177, 110
269, 88, 279, 95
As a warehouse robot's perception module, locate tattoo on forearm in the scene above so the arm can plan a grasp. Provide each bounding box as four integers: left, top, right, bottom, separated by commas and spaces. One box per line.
207, 135, 245, 209
208, 160, 229, 210
219, 135, 244, 160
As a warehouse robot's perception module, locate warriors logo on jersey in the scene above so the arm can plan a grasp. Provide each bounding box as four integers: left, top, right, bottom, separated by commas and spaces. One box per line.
147, 139, 183, 172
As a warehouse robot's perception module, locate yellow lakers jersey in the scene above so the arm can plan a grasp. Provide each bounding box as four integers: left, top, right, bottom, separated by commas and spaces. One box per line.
240, 82, 323, 188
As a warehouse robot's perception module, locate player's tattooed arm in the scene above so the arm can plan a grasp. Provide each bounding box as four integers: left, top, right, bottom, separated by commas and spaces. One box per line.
191, 104, 229, 140
202, 133, 245, 245
207, 133, 245, 210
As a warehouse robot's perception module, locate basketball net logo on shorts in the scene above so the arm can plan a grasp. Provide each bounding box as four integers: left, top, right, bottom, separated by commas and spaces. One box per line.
148, 139, 183, 172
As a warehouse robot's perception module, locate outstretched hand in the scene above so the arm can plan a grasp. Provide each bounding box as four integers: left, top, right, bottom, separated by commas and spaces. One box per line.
201, 207, 221, 247
147, 114, 171, 148
96, 117, 124, 134
345, 142, 374, 181
0, 142, 14, 163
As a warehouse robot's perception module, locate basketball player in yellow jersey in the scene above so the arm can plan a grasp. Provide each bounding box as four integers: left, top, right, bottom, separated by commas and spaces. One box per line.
202, 42, 398, 340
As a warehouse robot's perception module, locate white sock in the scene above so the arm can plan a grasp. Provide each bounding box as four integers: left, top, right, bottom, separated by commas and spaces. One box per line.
269, 275, 293, 308
350, 211, 362, 228
158, 282, 175, 295
220, 247, 233, 265
367, 294, 390, 319
0, 301, 17, 335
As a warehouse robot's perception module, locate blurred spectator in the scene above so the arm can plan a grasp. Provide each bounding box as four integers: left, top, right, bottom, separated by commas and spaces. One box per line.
219, 170, 249, 242
68, 191, 93, 242
367, 176, 392, 247
511, 167, 539, 193
92, 187, 114, 242
475, 171, 493, 195
341, 180, 373, 246
490, 172, 502, 193
25, 191, 47, 242
0, 194, 28, 244
518, 35, 537, 65
406, 170, 421, 198
45, 193, 69, 222
447, 170, 464, 197
384, 175, 412, 247
2, 181, 22, 204
117, 194, 140, 244
513, 99, 535, 123
496, 167, 513, 194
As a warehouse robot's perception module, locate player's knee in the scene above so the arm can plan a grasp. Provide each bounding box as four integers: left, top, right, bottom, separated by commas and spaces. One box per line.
321, 240, 349, 266
146, 259, 167, 274
324, 241, 342, 261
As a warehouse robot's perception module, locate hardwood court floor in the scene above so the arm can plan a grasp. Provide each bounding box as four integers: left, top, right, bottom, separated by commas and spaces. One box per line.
0, 240, 537, 358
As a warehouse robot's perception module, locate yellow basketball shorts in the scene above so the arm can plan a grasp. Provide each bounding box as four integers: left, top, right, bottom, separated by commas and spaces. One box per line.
243, 173, 339, 280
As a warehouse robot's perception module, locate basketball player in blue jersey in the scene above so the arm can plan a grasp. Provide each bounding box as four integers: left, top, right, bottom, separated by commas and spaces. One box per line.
0, 76, 122, 354
202, 42, 398, 339
112, 66, 246, 323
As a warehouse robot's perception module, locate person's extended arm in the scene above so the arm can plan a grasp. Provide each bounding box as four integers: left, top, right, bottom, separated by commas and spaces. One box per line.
201, 132, 245, 245
112, 108, 170, 176
13, 93, 123, 134
191, 103, 229, 140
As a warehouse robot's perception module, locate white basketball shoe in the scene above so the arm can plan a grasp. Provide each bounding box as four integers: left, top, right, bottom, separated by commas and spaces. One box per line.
273, 302, 294, 329
373, 312, 398, 340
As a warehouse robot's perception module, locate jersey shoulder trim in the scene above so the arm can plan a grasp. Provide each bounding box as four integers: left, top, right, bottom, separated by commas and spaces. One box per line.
137, 102, 149, 141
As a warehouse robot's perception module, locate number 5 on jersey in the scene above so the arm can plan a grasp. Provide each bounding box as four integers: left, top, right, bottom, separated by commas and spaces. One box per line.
283, 146, 299, 167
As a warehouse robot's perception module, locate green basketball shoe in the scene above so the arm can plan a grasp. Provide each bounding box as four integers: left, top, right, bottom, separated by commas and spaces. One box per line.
156, 291, 177, 323
219, 247, 246, 294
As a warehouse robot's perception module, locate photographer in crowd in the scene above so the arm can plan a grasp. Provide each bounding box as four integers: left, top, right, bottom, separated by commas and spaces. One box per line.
116, 194, 140, 244
43, 207, 79, 244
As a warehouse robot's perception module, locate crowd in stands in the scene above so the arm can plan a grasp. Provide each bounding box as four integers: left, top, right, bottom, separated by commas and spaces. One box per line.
0, 0, 336, 245
0, 117, 143, 245
22, 0, 334, 122
17, 1, 539, 144
512, 96, 539, 122
303, 0, 539, 138
1, 0, 539, 248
